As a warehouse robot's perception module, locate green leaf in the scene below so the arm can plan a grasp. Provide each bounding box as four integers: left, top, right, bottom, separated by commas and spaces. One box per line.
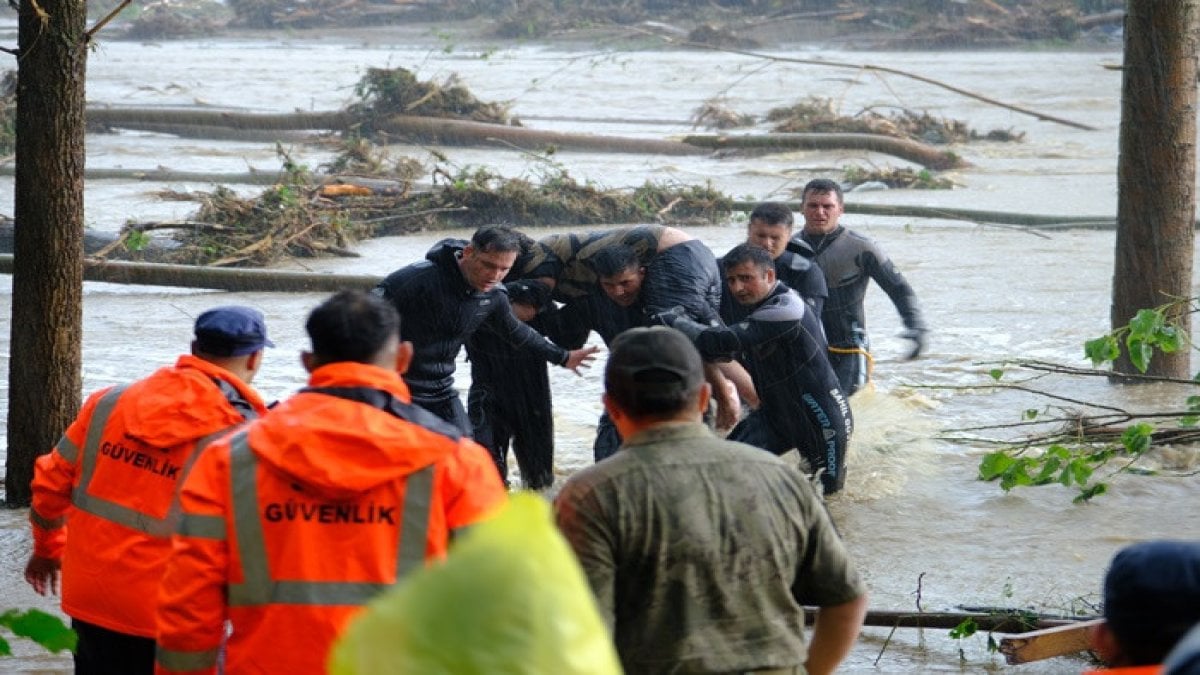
1181, 415, 1199, 428
988, 368, 1004, 381
0, 635, 10, 656
949, 617, 978, 639
1128, 309, 1163, 339
1084, 335, 1120, 366
0, 609, 76, 654
1070, 460, 1094, 486
1186, 395, 1200, 411
979, 452, 1015, 481
1128, 338, 1153, 373
1151, 325, 1184, 353
1023, 408, 1039, 421
1121, 423, 1153, 455
1073, 482, 1108, 504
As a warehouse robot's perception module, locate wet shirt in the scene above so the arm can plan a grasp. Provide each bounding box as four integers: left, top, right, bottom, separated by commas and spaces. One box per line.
554, 422, 865, 675
529, 226, 664, 301
373, 239, 568, 402
797, 226, 924, 348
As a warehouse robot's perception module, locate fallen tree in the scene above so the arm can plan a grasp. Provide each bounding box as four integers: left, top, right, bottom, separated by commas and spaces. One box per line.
0, 254, 378, 292
683, 132, 966, 170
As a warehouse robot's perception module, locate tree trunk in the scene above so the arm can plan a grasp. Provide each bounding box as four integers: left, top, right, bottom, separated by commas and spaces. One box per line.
681, 132, 968, 170
1112, 0, 1198, 377
5, 0, 88, 507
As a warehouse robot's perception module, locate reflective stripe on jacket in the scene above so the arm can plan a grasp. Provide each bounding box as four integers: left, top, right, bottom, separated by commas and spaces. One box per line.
155, 361, 507, 675
29, 355, 267, 638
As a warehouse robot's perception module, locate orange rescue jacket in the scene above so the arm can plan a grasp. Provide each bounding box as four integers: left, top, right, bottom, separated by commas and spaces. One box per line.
29, 355, 267, 638
155, 361, 507, 675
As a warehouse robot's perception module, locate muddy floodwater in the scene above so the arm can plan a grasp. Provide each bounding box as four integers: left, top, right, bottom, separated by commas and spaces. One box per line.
1, 17, 1198, 674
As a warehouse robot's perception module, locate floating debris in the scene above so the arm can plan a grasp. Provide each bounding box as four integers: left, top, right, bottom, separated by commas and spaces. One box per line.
767, 97, 1023, 145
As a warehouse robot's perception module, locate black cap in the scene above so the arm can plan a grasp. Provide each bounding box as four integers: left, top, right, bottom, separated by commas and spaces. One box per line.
605, 326, 704, 398
194, 306, 274, 357
1104, 540, 1200, 634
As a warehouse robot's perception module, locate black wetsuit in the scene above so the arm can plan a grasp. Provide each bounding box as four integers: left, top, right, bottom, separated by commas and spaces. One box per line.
797, 226, 925, 396
720, 246, 829, 323
669, 282, 853, 494
373, 239, 568, 434
463, 248, 562, 489
548, 291, 646, 462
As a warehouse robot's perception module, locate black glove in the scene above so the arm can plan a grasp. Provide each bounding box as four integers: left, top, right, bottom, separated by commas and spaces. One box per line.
899, 328, 927, 360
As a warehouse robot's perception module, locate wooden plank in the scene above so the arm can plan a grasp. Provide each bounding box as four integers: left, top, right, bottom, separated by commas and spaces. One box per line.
998, 618, 1103, 664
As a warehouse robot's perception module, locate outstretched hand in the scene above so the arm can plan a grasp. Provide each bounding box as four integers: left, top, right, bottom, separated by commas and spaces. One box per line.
564, 346, 602, 375
24, 555, 61, 596
899, 329, 927, 360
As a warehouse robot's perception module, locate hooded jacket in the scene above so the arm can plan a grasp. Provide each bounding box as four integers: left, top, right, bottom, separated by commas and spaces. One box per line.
372, 239, 568, 403
29, 354, 267, 638
155, 361, 507, 675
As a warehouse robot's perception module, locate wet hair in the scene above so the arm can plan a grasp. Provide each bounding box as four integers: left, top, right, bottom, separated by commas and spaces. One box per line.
306, 290, 400, 365
722, 243, 774, 274
802, 178, 844, 205
471, 225, 524, 254
749, 201, 794, 228
589, 244, 641, 279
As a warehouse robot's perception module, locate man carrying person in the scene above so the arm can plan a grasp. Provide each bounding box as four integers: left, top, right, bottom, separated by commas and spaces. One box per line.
794, 178, 927, 395
662, 244, 853, 494
25, 305, 272, 675
554, 326, 867, 675
155, 290, 508, 675
372, 225, 598, 434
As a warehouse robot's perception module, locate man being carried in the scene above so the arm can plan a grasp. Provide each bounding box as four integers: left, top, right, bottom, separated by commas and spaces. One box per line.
372, 225, 598, 433
794, 178, 927, 395
555, 326, 867, 675
662, 244, 853, 494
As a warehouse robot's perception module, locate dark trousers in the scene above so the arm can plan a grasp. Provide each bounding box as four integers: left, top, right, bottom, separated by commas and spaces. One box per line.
412, 392, 471, 436
72, 618, 155, 675
829, 348, 868, 396
469, 378, 555, 489
593, 412, 623, 462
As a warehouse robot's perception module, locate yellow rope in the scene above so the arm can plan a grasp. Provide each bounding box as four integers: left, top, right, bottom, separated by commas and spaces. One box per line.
828, 345, 874, 377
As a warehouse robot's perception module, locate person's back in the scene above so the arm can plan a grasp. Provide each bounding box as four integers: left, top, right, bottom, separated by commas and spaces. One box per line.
555, 326, 866, 675
26, 306, 271, 675
155, 291, 507, 675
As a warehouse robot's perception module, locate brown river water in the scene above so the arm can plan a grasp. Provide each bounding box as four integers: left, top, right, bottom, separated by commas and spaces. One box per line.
1, 17, 1198, 673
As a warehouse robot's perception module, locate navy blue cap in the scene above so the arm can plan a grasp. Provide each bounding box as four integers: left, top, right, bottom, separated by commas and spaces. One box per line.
194, 306, 274, 357
1104, 540, 1200, 632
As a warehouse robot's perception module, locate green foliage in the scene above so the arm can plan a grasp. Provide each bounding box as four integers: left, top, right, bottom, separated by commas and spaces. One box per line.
0, 609, 76, 657
948, 617, 977, 640
1085, 306, 1189, 373
978, 416, 1154, 503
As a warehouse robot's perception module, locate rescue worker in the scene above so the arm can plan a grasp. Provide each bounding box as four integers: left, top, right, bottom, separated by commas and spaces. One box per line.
721, 201, 828, 323
25, 305, 272, 675
154, 290, 507, 675
372, 225, 598, 434
794, 178, 927, 395
660, 244, 853, 494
